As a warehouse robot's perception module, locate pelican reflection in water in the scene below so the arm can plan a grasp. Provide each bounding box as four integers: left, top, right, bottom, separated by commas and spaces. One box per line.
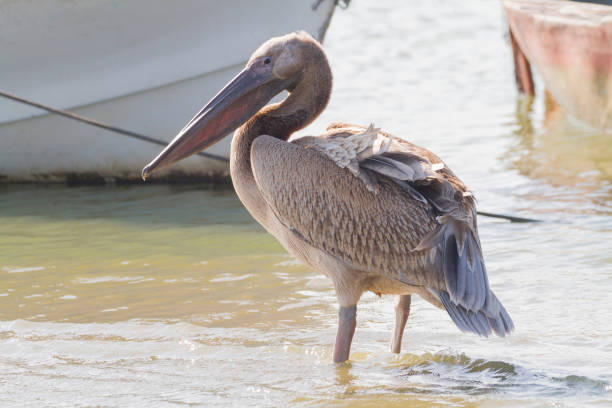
142, 32, 513, 363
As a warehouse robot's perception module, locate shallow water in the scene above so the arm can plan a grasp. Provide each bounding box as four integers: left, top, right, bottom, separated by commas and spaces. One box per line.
2, 0, 612, 406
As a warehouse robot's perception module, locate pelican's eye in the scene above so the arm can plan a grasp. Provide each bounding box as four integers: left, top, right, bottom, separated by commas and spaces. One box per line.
263, 57, 272, 65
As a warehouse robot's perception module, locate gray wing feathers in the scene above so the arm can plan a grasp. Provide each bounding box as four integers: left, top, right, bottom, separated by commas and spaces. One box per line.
436, 290, 514, 337
361, 156, 427, 182
418, 211, 514, 336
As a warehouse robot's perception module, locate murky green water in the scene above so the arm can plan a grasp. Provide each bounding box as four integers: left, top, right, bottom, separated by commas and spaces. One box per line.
2, 1, 612, 406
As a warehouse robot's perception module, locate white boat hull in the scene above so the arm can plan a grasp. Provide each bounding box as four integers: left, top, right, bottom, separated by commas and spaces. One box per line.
0, 0, 338, 182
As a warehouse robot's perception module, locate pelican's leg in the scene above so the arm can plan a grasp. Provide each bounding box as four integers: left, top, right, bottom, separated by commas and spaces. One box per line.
391, 294, 412, 354
333, 305, 356, 363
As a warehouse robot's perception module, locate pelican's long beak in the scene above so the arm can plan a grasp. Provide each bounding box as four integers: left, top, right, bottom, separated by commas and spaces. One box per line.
142, 64, 287, 180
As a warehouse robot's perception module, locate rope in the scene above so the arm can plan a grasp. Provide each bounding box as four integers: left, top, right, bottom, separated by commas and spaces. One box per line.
0, 90, 229, 163
1, 89, 541, 223
312, 0, 350, 10
476, 211, 541, 223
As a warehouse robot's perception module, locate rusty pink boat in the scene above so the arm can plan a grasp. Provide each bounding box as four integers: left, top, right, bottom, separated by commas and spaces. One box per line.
504, 0, 612, 131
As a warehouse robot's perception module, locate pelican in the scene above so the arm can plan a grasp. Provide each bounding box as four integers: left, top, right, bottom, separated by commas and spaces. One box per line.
142, 32, 513, 363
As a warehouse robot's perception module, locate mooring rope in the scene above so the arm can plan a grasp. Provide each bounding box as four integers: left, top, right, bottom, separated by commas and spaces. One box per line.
476, 211, 540, 223
0, 90, 229, 163
0, 89, 541, 223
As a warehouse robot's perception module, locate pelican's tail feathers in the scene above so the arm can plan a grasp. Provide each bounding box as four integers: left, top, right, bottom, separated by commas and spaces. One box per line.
435, 289, 514, 337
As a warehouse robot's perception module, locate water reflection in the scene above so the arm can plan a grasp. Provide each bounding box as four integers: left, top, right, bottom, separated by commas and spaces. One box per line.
504, 97, 612, 215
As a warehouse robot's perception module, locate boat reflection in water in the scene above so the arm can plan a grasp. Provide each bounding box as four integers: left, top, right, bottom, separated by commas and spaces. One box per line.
504, 95, 612, 215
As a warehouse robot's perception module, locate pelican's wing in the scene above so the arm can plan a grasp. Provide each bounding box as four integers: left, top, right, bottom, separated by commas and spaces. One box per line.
251, 126, 513, 337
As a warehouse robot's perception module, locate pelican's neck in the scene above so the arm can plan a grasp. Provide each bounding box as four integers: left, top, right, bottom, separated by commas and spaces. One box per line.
230, 60, 332, 178
229, 59, 331, 224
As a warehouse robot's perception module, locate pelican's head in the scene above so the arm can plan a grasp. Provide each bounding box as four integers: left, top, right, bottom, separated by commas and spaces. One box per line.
142, 31, 327, 180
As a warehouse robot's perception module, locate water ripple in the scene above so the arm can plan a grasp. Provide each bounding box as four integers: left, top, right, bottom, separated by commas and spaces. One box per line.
390, 352, 609, 398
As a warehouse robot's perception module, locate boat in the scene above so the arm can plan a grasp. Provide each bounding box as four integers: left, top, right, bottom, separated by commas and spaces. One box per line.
0, 0, 341, 183
503, 0, 612, 132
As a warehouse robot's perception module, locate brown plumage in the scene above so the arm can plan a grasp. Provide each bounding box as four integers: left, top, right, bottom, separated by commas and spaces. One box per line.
142, 31, 513, 363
